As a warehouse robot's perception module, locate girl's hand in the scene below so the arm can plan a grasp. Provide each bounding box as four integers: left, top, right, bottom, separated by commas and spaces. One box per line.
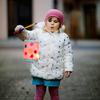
64, 71, 72, 78
14, 25, 25, 34
14, 25, 26, 41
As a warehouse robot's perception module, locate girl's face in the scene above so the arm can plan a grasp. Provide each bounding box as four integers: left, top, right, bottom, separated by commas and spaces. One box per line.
45, 17, 61, 33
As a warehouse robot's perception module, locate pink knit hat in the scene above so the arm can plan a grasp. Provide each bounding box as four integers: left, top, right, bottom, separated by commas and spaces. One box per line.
45, 9, 64, 25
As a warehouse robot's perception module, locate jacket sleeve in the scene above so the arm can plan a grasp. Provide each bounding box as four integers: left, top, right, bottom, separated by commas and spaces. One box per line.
22, 29, 37, 40
15, 25, 37, 41
63, 33, 73, 72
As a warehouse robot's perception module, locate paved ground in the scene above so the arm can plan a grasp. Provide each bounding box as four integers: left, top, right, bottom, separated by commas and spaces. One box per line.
0, 39, 100, 100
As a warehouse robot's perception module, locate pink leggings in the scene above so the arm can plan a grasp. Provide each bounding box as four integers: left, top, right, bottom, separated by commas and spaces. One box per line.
34, 85, 59, 100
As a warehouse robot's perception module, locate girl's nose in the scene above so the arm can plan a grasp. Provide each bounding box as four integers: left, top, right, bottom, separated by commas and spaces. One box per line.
51, 21, 54, 25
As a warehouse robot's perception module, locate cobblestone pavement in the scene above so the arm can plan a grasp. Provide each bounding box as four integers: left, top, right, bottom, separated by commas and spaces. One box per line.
0, 40, 100, 100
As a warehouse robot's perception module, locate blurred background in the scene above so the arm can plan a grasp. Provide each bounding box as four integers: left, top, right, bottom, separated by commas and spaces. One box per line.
0, 0, 100, 39
0, 0, 100, 100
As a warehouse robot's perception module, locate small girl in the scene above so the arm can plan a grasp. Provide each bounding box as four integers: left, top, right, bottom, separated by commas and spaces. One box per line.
15, 9, 73, 100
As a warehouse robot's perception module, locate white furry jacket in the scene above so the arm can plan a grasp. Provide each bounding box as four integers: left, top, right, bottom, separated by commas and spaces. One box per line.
21, 28, 73, 80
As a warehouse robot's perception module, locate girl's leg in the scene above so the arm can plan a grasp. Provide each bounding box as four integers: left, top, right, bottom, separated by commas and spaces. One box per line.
49, 87, 59, 100
34, 85, 46, 100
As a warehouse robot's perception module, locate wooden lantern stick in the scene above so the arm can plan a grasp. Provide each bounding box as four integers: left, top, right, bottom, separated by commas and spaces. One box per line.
25, 23, 37, 29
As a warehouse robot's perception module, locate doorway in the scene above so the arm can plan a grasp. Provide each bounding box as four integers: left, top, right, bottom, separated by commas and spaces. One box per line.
7, 0, 32, 37
83, 4, 97, 39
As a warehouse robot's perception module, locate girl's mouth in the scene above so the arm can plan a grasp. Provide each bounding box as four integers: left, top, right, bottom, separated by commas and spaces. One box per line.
51, 27, 54, 29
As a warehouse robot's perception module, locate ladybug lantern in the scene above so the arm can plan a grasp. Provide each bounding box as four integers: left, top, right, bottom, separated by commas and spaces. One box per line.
23, 41, 40, 62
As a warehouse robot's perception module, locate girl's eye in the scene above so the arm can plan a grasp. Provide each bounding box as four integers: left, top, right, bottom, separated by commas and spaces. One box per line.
48, 19, 58, 23
54, 20, 58, 23
48, 18, 59, 23
48, 18, 52, 22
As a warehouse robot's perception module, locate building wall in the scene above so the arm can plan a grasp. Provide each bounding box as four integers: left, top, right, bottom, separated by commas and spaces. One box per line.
97, 1, 100, 35
33, 0, 64, 23
33, 0, 53, 22
79, 7, 85, 38
0, 0, 8, 39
